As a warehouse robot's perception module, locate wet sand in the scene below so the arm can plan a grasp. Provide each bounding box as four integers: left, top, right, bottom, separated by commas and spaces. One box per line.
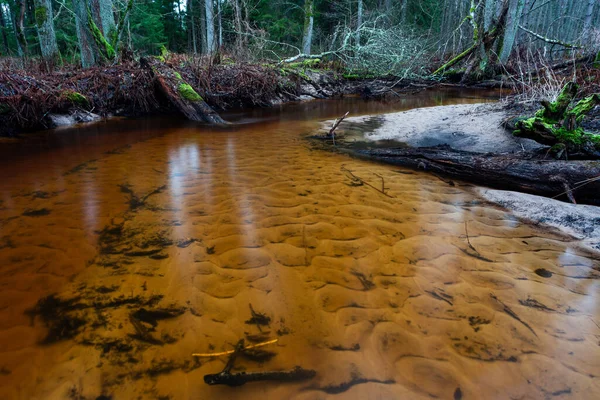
1, 91, 599, 399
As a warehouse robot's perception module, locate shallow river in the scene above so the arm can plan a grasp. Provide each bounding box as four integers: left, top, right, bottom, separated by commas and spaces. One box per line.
1, 89, 599, 399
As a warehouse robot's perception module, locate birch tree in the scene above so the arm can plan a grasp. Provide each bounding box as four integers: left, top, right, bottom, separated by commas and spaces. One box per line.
356, 0, 363, 46
205, 0, 215, 53
302, 0, 314, 54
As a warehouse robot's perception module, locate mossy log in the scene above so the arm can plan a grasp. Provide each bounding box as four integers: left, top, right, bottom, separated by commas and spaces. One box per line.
350, 146, 600, 205
141, 57, 228, 126
514, 82, 600, 158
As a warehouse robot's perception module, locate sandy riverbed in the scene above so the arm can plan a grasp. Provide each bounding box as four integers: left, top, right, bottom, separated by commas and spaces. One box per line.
320, 102, 600, 248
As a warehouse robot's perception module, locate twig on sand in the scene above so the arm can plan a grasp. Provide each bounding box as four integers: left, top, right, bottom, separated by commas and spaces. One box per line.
341, 165, 394, 198
490, 294, 537, 337
329, 111, 349, 145
192, 338, 278, 357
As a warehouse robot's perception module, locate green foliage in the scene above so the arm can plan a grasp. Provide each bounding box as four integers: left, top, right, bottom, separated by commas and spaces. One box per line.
178, 83, 202, 102
128, 0, 168, 55
0, 103, 10, 114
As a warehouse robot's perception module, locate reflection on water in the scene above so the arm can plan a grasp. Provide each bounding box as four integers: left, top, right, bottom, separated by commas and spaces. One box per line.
1, 89, 599, 399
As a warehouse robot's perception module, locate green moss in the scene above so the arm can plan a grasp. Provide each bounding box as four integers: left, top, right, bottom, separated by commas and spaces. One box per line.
35, 6, 47, 28
64, 91, 89, 107
178, 83, 202, 102
173, 71, 182, 80
288, 58, 321, 69
567, 94, 600, 124
87, 9, 115, 60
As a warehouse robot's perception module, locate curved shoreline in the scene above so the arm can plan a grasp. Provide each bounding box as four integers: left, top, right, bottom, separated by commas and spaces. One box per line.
315, 102, 600, 250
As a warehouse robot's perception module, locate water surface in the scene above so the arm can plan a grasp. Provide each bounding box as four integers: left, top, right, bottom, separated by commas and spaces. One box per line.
1, 89, 599, 399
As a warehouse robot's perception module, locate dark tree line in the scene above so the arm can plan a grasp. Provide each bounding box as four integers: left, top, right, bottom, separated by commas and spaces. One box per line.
0, 0, 598, 73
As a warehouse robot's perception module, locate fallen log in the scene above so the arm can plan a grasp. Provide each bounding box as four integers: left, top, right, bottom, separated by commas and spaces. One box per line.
351, 146, 600, 205
141, 57, 228, 126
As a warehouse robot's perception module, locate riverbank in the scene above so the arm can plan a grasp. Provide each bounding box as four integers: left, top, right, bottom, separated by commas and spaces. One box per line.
0, 56, 432, 136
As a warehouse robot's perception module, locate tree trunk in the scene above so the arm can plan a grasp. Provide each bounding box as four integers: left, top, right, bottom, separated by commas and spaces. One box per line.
15, 0, 28, 55
231, 0, 245, 53
187, 0, 197, 53
90, 0, 116, 40
356, 0, 363, 47
582, 0, 595, 40
72, 0, 98, 68
302, 0, 314, 55
204, 0, 215, 53
33, 0, 60, 65
217, 0, 222, 48
433, 0, 510, 81
499, 0, 525, 63
200, 0, 207, 54
0, 5, 11, 55
484, 0, 497, 31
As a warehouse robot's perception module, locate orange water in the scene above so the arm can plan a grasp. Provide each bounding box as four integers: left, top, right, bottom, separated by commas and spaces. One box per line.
1, 90, 599, 399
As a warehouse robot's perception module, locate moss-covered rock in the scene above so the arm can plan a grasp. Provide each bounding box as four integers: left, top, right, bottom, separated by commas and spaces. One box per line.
64, 91, 89, 107
178, 83, 202, 102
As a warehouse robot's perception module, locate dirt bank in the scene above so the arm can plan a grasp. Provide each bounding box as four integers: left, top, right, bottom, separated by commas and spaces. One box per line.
0, 57, 423, 136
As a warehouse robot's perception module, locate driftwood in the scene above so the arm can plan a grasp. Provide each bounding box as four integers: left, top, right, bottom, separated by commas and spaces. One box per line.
352, 146, 600, 205
141, 57, 228, 125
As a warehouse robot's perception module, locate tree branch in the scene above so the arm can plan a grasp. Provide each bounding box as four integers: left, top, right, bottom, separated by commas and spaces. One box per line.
518, 25, 582, 49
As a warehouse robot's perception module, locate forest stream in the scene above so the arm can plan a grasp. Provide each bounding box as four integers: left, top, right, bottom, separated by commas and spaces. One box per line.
1, 89, 599, 399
